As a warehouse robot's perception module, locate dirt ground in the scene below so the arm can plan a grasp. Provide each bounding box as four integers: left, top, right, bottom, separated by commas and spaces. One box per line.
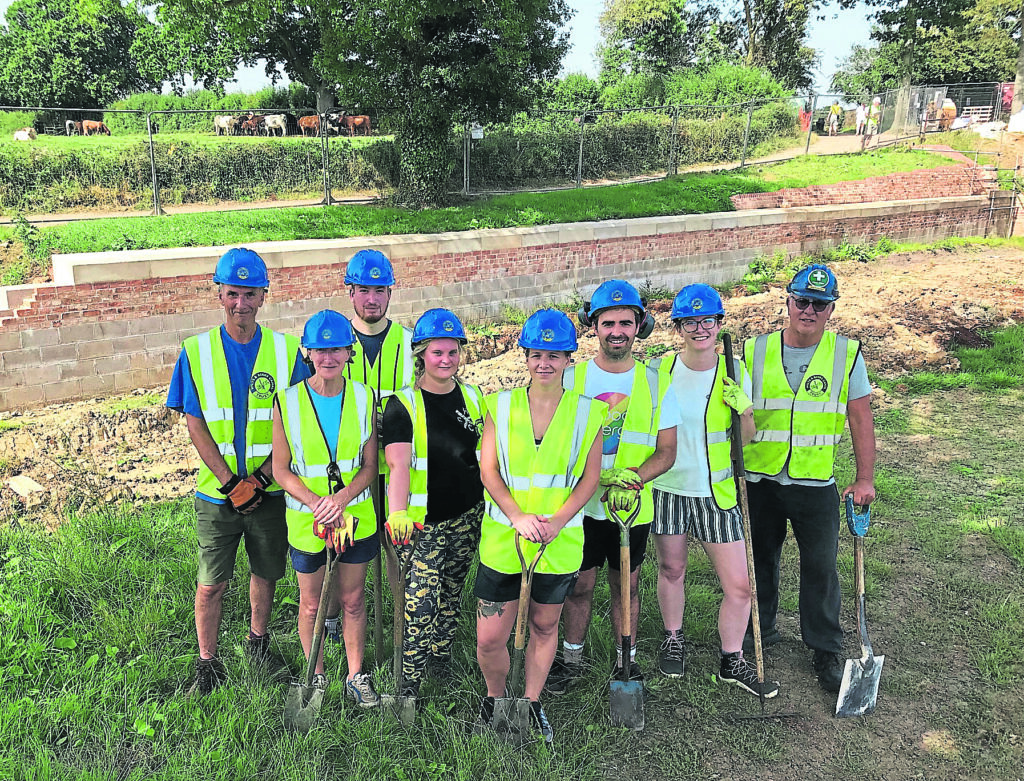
1, 244, 1021, 530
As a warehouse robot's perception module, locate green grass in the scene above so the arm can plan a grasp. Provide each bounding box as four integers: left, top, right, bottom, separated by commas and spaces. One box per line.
748, 146, 956, 188
95, 392, 165, 414
0, 132, 385, 152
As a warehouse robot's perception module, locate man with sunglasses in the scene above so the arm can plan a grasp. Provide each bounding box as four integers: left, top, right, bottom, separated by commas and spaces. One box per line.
742, 263, 876, 695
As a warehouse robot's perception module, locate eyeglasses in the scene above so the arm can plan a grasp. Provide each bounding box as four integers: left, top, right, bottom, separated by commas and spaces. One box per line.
790, 297, 830, 314
679, 316, 721, 333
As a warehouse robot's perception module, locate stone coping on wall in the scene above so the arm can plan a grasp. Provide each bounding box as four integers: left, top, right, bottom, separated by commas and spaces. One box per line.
50, 195, 988, 288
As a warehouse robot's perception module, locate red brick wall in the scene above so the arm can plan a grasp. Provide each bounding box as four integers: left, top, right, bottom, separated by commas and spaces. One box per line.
730, 165, 992, 211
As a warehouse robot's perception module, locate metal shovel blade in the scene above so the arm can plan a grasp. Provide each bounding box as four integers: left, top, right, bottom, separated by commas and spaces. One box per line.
609, 680, 645, 730
284, 680, 324, 734
379, 693, 417, 725
491, 697, 532, 743
835, 653, 885, 717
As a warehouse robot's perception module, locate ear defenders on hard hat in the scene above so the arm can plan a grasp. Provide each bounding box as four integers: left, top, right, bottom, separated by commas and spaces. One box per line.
576, 279, 655, 340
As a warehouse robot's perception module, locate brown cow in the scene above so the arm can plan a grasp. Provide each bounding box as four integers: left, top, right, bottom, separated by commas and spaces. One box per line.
342, 114, 372, 137
82, 120, 111, 136
241, 115, 266, 135
298, 115, 320, 137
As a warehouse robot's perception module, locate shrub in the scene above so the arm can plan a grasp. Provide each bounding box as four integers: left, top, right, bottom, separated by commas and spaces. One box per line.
665, 64, 789, 107
600, 72, 666, 110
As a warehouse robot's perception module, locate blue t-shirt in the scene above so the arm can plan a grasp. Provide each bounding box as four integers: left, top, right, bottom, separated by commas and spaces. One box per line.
307, 385, 343, 461
166, 325, 310, 503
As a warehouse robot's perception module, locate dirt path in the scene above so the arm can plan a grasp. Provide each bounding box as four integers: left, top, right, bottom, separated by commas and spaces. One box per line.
2, 244, 1022, 529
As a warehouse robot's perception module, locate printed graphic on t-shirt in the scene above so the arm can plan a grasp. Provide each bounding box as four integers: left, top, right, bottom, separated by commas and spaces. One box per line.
596, 391, 629, 455
456, 407, 482, 436
785, 361, 810, 383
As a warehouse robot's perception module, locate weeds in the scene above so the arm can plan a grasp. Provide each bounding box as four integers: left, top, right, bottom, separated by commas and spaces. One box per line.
498, 303, 528, 326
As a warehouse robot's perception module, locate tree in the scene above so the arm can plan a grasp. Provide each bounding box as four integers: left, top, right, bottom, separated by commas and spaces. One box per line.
0, 0, 161, 108
319, 0, 571, 204
740, 0, 819, 91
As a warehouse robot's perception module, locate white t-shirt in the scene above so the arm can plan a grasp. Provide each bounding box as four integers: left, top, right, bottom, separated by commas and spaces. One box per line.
653, 359, 751, 498
577, 361, 681, 520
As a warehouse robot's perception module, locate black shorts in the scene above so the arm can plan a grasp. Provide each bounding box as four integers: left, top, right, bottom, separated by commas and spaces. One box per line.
581, 516, 650, 572
473, 564, 578, 606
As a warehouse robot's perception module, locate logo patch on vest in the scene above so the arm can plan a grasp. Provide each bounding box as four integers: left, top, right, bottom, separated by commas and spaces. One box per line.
250, 372, 276, 399
804, 374, 829, 397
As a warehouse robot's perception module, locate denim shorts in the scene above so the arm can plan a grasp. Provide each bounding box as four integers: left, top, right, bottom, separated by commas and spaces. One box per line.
289, 532, 380, 574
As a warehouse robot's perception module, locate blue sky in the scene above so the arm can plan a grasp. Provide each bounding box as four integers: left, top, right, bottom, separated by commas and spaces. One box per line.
1, 0, 873, 94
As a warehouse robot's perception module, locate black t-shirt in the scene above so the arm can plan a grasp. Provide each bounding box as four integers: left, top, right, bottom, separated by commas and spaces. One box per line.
354, 322, 390, 367
381, 387, 483, 522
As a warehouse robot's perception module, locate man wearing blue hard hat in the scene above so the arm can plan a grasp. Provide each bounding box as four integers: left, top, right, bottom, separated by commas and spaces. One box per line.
742, 263, 876, 694
546, 280, 679, 694
167, 247, 310, 697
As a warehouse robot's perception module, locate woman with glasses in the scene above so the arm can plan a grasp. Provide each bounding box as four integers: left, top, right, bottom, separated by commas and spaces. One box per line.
647, 284, 779, 698
271, 310, 381, 706
380, 308, 486, 702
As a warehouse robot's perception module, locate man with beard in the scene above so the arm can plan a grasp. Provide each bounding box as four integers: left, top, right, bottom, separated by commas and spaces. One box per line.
546, 279, 678, 693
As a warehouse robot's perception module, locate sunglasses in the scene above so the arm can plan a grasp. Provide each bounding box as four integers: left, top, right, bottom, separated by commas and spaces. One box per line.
678, 316, 721, 333
790, 297, 830, 314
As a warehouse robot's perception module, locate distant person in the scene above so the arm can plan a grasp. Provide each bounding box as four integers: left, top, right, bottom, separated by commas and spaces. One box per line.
828, 101, 841, 136
940, 98, 957, 131
862, 97, 881, 150
855, 103, 866, 136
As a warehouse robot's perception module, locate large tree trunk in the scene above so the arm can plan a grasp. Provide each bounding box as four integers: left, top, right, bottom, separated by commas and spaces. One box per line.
1012, 2, 1024, 115
743, 0, 756, 65
316, 83, 335, 114
396, 118, 456, 205
892, 7, 917, 135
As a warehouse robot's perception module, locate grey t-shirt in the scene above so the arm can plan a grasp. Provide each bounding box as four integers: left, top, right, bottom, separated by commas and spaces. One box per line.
748, 343, 870, 487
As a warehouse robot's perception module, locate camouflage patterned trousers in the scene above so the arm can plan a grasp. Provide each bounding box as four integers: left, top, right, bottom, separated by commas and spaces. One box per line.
402, 501, 483, 688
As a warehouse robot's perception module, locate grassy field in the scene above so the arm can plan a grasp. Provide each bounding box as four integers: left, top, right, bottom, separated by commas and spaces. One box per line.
0, 132, 385, 151
1, 327, 1021, 780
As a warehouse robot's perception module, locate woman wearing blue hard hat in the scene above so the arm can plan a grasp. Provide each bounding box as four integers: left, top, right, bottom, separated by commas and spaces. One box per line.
647, 284, 779, 699
474, 309, 605, 743
271, 309, 381, 707
380, 308, 486, 703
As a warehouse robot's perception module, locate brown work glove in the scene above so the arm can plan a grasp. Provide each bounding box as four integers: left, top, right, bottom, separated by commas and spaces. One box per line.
219, 474, 263, 515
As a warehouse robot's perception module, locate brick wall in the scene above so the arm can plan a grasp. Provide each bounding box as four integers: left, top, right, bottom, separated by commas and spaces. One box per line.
730, 165, 995, 211
0, 195, 995, 412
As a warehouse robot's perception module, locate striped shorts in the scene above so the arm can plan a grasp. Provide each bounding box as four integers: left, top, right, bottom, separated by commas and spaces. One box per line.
651, 489, 744, 544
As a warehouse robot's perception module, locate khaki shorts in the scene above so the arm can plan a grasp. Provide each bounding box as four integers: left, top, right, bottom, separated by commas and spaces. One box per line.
195, 495, 288, 586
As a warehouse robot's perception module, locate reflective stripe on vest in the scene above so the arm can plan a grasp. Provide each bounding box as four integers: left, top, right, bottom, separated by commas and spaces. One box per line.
391, 381, 484, 525
743, 330, 859, 481
277, 379, 376, 552
183, 325, 298, 497
482, 387, 606, 574
562, 360, 663, 525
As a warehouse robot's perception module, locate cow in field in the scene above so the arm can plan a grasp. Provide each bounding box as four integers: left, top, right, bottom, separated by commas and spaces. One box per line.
13, 127, 37, 141
82, 120, 111, 136
65, 120, 83, 136
298, 115, 320, 137
341, 114, 371, 136
241, 115, 266, 135
264, 114, 287, 136
214, 115, 238, 135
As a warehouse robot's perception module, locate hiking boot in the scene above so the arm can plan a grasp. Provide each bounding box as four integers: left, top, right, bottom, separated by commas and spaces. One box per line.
324, 617, 342, 644
612, 659, 644, 683
716, 652, 780, 699
311, 673, 328, 691
185, 656, 227, 698
529, 701, 554, 744
244, 632, 288, 677
345, 671, 380, 708
813, 650, 844, 694
658, 632, 687, 678
742, 627, 782, 654
544, 656, 582, 696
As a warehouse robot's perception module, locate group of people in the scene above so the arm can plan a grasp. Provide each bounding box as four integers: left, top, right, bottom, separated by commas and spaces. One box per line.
168, 246, 875, 744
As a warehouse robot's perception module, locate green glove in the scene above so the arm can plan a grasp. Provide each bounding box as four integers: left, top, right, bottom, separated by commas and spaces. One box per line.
722, 376, 753, 415
604, 486, 639, 513
600, 467, 643, 489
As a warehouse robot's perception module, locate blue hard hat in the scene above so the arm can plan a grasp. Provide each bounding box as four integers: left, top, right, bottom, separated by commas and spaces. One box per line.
671, 284, 725, 320
301, 310, 355, 349
412, 308, 467, 345
787, 263, 840, 302
519, 309, 578, 352
344, 249, 395, 286
588, 279, 644, 317
213, 248, 269, 288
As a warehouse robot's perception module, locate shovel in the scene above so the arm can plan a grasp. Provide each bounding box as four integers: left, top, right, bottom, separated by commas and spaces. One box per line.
284, 540, 341, 733
835, 496, 884, 718
492, 533, 547, 740
379, 528, 424, 725
609, 495, 644, 731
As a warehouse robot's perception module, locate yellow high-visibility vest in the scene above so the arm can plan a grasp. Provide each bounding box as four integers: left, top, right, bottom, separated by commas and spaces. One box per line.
481, 387, 606, 574
276, 379, 377, 552
743, 331, 860, 481
389, 381, 485, 524
345, 321, 414, 402
183, 325, 299, 498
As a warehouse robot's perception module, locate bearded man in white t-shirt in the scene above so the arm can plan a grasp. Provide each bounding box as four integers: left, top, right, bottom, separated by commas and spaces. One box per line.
545, 279, 678, 695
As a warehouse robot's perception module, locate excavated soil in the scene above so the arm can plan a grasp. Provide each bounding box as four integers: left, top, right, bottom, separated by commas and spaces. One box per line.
2, 244, 1022, 528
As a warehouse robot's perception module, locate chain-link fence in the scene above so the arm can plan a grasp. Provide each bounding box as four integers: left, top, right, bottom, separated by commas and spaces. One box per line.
0, 85, 1003, 220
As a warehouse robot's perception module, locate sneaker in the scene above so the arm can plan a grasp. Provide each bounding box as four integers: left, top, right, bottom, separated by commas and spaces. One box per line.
544, 656, 582, 696
345, 671, 380, 708
185, 656, 227, 698
312, 673, 328, 691
476, 695, 496, 728
658, 632, 687, 677
742, 627, 782, 654
813, 650, 844, 694
612, 659, 644, 683
324, 617, 341, 644
716, 652, 780, 699
529, 701, 554, 744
